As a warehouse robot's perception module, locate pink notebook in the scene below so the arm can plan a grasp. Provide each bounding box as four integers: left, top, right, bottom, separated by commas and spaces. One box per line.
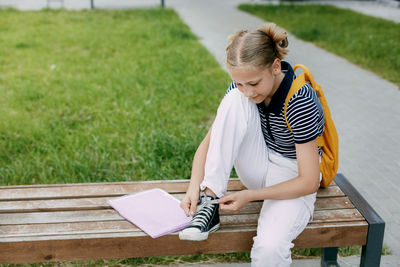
108, 188, 192, 238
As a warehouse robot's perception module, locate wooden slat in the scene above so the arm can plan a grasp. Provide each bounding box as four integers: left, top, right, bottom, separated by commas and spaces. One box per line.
0, 179, 341, 202
0, 179, 246, 201
0, 213, 367, 240
0, 197, 263, 214
219, 208, 365, 225
0, 221, 139, 238
0, 210, 260, 226
0, 197, 114, 213
1, 230, 255, 263
0, 192, 353, 214
314, 196, 354, 210
0, 214, 261, 240
0, 220, 368, 244
310, 209, 364, 223
0, 204, 364, 226
0, 210, 121, 225
316, 186, 345, 197
294, 221, 368, 248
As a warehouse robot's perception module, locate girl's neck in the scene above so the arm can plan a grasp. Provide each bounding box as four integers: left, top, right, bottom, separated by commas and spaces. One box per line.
264, 71, 285, 106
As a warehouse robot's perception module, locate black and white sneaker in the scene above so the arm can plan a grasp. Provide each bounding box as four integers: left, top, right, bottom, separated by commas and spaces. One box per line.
179, 193, 220, 241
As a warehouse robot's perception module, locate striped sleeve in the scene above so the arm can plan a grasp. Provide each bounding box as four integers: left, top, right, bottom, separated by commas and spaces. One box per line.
286, 84, 325, 144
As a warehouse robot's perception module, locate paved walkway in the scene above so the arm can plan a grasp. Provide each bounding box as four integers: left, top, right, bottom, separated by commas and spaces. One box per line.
2, 0, 400, 265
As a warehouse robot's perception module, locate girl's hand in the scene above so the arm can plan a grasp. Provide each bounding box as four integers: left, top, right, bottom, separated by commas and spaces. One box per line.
219, 190, 252, 213
180, 188, 200, 217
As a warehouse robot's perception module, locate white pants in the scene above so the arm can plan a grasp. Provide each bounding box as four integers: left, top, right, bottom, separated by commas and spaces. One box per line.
200, 89, 317, 267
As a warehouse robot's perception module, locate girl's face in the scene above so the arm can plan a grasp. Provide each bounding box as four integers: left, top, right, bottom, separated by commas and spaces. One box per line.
229, 59, 283, 105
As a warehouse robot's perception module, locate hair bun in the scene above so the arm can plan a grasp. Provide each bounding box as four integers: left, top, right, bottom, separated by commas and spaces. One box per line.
257, 23, 289, 59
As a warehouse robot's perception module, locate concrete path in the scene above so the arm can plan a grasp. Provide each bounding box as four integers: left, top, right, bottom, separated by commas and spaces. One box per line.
1, 0, 399, 265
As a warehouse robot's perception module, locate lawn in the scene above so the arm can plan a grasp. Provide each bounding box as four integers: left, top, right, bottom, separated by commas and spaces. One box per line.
239, 4, 400, 88
0, 8, 229, 185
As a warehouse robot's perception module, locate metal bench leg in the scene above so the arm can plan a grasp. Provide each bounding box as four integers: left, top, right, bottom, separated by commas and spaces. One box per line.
321, 247, 340, 267
334, 174, 386, 267
360, 222, 385, 267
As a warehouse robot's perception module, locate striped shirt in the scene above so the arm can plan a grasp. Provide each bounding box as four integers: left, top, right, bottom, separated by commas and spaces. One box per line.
225, 61, 324, 159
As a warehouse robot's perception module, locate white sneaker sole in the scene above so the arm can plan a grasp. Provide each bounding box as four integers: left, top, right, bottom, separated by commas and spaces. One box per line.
179, 223, 220, 241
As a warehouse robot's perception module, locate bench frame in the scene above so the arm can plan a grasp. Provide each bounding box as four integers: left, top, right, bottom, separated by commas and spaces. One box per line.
321, 174, 385, 267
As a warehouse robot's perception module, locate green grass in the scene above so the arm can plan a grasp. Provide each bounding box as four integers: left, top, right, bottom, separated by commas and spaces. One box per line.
0, 8, 229, 185
238, 4, 400, 88
293, 244, 391, 259
3, 253, 251, 266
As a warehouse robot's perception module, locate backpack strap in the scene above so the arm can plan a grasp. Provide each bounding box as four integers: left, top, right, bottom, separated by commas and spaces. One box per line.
286, 64, 325, 147
294, 64, 317, 88
284, 67, 307, 133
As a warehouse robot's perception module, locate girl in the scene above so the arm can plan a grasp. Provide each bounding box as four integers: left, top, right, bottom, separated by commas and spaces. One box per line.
179, 23, 324, 266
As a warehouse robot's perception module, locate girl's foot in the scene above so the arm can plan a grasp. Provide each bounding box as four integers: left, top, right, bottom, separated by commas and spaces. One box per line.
179, 193, 220, 241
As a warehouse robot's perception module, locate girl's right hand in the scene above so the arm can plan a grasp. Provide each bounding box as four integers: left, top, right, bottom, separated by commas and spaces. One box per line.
180, 188, 199, 217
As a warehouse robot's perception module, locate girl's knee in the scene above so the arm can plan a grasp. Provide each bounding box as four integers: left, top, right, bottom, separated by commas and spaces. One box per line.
251, 236, 293, 267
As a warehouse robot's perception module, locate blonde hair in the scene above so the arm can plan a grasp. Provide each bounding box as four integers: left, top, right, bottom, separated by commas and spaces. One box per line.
226, 23, 289, 69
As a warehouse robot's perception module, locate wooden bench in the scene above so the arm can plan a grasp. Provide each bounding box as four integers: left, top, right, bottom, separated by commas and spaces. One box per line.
0, 173, 384, 266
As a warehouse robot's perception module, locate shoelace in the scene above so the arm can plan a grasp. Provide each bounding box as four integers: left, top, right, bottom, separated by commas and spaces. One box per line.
189, 195, 218, 229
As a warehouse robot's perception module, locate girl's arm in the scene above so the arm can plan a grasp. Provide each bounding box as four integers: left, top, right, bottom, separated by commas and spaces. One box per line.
219, 139, 320, 213
180, 128, 212, 216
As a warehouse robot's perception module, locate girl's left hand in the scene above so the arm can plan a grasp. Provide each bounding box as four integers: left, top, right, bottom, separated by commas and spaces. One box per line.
219, 190, 252, 213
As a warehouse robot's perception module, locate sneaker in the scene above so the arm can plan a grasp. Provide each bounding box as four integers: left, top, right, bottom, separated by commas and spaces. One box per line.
179, 193, 220, 241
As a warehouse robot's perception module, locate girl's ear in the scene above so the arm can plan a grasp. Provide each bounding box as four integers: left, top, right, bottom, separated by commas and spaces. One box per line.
272, 58, 282, 76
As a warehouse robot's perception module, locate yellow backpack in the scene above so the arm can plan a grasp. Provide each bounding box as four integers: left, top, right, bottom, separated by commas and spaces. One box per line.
284, 64, 339, 188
